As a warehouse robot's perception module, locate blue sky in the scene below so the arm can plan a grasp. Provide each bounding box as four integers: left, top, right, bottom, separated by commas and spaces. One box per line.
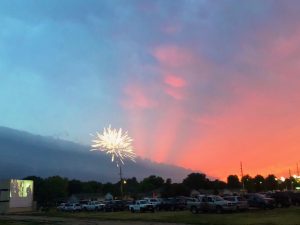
1, 0, 300, 179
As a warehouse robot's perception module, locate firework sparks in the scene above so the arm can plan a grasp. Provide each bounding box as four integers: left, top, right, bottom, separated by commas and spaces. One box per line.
90, 125, 136, 167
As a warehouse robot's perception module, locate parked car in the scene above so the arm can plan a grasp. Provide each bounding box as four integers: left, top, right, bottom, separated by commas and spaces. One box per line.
187, 197, 205, 214
81, 201, 105, 211
62, 203, 82, 212
202, 195, 237, 213
56, 203, 67, 211
265, 192, 291, 208
104, 200, 126, 212
246, 194, 275, 209
129, 200, 155, 213
160, 197, 186, 211
123, 200, 134, 210
286, 191, 300, 206
144, 198, 161, 210
223, 196, 249, 211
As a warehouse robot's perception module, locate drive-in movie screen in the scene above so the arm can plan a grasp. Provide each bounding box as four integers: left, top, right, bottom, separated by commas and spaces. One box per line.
9, 180, 33, 208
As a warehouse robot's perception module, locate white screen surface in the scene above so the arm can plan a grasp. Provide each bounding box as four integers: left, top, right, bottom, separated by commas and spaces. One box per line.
9, 179, 33, 208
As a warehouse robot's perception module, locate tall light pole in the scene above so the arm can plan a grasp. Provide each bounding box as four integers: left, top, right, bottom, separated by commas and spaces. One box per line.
90, 125, 136, 199
119, 164, 123, 199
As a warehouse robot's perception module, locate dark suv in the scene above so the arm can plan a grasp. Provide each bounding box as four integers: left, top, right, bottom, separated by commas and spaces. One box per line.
286, 191, 300, 206
246, 194, 275, 209
160, 198, 186, 211
266, 192, 291, 208
104, 200, 126, 212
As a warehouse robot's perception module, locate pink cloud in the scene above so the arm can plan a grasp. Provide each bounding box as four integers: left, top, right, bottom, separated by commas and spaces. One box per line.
153, 45, 195, 68
164, 74, 186, 88
123, 25, 300, 180
121, 85, 157, 110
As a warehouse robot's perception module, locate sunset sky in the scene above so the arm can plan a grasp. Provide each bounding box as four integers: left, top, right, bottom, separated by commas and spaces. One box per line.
1, 0, 300, 180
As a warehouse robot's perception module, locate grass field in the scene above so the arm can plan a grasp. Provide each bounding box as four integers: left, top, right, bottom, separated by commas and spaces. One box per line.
1, 207, 300, 225
41, 207, 300, 225
0, 220, 57, 225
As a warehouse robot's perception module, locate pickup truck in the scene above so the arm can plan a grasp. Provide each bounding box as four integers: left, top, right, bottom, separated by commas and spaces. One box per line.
223, 196, 249, 211
144, 198, 161, 210
81, 201, 105, 211
129, 200, 155, 213
187, 197, 205, 214
202, 195, 237, 213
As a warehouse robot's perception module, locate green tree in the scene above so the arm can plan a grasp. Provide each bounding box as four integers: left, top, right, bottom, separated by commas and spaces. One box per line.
254, 175, 265, 192
68, 179, 83, 196
183, 173, 208, 190
124, 177, 139, 195
242, 175, 255, 192
82, 181, 102, 193
161, 178, 172, 197
103, 182, 118, 196
227, 175, 241, 189
283, 177, 297, 190
140, 175, 164, 192
43, 176, 68, 206
212, 179, 227, 191
265, 174, 278, 191
168, 183, 190, 197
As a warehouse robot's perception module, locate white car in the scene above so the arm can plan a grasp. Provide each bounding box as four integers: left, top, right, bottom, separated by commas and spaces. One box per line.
223, 196, 248, 211
129, 200, 155, 213
81, 201, 105, 211
62, 203, 82, 212
56, 203, 67, 211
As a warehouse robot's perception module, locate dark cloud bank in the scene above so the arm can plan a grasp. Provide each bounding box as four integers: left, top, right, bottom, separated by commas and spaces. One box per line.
0, 126, 192, 182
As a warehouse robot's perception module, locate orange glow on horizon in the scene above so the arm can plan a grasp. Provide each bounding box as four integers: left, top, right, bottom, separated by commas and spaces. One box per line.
122, 29, 300, 180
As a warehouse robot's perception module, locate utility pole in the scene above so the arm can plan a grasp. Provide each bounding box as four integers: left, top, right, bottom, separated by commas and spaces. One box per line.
119, 164, 123, 200
289, 168, 293, 190
240, 162, 245, 190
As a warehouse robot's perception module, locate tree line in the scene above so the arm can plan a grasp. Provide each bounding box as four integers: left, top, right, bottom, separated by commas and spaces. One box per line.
24, 173, 298, 207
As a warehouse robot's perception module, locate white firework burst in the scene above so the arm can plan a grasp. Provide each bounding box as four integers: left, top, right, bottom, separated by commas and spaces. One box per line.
90, 125, 136, 167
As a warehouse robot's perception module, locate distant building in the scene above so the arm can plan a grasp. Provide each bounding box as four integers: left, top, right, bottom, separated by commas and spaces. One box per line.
0, 179, 34, 213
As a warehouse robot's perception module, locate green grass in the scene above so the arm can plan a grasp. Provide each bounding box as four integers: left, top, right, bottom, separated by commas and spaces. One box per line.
1, 207, 300, 225
43, 207, 300, 225
0, 220, 56, 225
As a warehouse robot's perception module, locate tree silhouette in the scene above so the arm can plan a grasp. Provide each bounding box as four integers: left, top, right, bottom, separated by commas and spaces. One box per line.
265, 174, 278, 191
242, 175, 255, 192
254, 175, 265, 192
227, 175, 241, 189
140, 175, 164, 192
183, 173, 208, 190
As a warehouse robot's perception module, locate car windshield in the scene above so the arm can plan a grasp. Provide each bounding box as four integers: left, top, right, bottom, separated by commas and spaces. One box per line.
139, 200, 147, 204
214, 196, 224, 201
224, 197, 235, 201
237, 197, 245, 201
255, 194, 266, 198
